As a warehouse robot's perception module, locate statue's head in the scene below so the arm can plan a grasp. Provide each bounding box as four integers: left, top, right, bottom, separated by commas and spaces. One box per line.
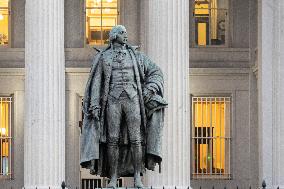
109, 25, 128, 44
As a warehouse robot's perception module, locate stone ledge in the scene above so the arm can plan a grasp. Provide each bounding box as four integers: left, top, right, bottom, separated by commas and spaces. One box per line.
189, 48, 249, 62
189, 68, 250, 76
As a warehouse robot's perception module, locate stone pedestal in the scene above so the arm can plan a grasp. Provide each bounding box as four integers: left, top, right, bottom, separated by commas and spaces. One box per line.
258, 0, 284, 188
140, 0, 190, 188
24, 0, 65, 188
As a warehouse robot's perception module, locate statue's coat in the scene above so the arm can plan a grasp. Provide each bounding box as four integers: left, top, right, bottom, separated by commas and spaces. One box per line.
80, 44, 167, 177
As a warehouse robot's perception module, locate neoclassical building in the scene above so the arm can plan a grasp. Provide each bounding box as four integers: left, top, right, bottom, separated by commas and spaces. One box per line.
0, 0, 283, 189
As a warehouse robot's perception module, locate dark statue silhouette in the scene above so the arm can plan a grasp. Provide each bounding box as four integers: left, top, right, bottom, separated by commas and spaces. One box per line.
80, 25, 167, 189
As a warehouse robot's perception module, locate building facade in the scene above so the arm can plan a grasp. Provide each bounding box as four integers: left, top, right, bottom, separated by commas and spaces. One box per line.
0, 0, 283, 189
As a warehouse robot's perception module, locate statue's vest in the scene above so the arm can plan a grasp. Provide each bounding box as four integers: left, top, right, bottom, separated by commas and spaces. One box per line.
109, 49, 138, 99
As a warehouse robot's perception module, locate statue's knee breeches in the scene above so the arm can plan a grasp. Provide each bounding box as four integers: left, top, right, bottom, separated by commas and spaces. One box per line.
106, 96, 122, 146
107, 122, 120, 146
123, 96, 142, 146
107, 137, 119, 146
127, 119, 142, 146
106, 95, 142, 146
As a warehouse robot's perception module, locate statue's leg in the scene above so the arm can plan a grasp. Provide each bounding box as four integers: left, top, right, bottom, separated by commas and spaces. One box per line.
131, 142, 143, 188
124, 96, 143, 188
90, 159, 96, 175
107, 142, 119, 188
106, 97, 122, 189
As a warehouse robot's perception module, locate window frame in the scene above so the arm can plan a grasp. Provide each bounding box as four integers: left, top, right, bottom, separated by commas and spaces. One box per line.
0, 95, 13, 180
190, 94, 232, 180
0, 0, 11, 48
191, 0, 230, 48
84, 0, 120, 48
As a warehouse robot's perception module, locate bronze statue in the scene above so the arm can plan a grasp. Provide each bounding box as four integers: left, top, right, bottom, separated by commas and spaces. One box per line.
80, 25, 167, 188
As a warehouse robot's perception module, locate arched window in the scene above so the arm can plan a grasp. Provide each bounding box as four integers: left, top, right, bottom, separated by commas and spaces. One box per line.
85, 0, 118, 46
193, 0, 228, 46
0, 0, 10, 46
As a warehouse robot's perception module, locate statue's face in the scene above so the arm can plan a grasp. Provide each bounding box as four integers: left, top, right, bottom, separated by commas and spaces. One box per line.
114, 28, 128, 44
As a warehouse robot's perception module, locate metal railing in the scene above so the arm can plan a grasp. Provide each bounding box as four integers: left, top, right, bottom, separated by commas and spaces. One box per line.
18, 179, 280, 189
81, 178, 123, 189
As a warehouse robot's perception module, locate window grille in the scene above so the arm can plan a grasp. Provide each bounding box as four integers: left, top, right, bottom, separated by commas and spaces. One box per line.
193, 0, 228, 46
0, 0, 10, 46
0, 97, 12, 178
85, 0, 118, 46
81, 178, 123, 189
191, 97, 231, 179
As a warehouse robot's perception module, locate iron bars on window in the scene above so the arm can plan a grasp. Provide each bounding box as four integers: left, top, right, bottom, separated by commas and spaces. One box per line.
191, 96, 231, 179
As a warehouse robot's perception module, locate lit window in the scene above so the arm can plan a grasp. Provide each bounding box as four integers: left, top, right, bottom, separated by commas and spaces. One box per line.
0, 0, 10, 46
0, 97, 12, 178
193, 0, 228, 46
85, 0, 118, 45
191, 97, 231, 179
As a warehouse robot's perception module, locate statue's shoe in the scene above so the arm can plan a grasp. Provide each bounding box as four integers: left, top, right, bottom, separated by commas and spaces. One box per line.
107, 179, 117, 189
134, 178, 144, 189
89, 168, 96, 175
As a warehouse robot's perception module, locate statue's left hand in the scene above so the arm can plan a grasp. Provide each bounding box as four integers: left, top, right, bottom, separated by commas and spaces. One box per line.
143, 87, 155, 102
147, 156, 157, 171
91, 109, 100, 121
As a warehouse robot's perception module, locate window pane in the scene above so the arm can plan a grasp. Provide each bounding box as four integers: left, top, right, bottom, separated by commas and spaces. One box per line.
194, 0, 210, 46
101, 14, 117, 44
102, 0, 117, 8
0, 0, 9, 46
0, 97, 12, 177
192, 97, 231, 179
86, 0, 118, 45
86, 0, 101, 8
194, 0, 228, 46
210, 9, 227, 45
87, 16, 103, 45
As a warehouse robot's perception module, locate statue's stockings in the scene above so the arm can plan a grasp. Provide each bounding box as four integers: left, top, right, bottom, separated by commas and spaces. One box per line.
107, 142, 143, 188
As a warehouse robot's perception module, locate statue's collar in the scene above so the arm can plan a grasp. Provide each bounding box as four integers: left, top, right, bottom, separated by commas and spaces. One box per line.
112, 43, 127, 51
99, 43, 135, 54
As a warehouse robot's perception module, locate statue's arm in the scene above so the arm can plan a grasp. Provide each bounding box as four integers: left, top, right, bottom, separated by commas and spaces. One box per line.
83, 54, 104, 119
89, 57, 103, 113
140, 53, 164, 96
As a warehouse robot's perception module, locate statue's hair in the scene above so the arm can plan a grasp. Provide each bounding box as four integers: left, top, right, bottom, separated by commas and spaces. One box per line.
109, 25, 126, 42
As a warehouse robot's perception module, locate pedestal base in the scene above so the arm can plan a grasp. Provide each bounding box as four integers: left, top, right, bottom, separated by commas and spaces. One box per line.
23, 186, 62, 189
97, 187, 191, 189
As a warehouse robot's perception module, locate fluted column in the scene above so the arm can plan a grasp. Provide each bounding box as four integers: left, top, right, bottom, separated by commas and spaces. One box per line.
140, 0, 190, 188
24, 0, 65, 188
258, 0, 284, 188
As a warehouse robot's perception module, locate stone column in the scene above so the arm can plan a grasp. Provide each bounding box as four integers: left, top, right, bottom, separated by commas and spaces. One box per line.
140, 0, 190, 188
258, 0, 284, 188
24, 0, 65, 188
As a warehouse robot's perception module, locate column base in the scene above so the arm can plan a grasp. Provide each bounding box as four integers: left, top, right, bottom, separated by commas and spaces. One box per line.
273, 186, 284, 189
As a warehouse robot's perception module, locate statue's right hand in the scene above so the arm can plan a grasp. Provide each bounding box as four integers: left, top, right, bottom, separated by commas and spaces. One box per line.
91, 109, 100, 121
